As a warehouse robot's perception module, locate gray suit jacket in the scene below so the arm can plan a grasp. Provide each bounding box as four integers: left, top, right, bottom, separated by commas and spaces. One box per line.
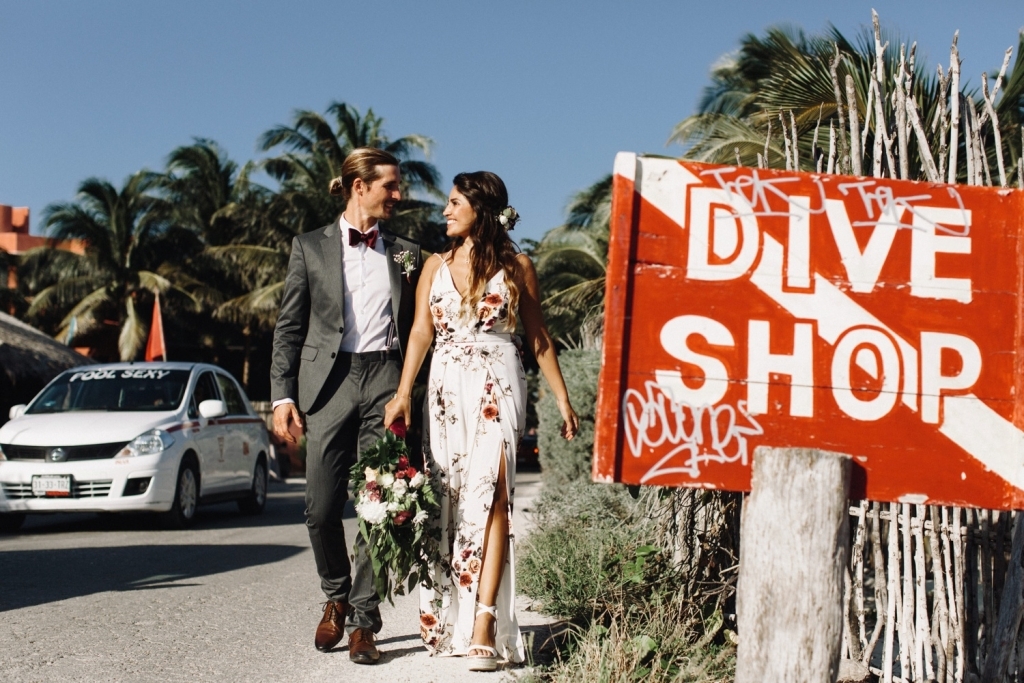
270, 221, 422, 412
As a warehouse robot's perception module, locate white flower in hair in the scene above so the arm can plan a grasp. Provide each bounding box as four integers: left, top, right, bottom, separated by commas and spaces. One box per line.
497, 206, 519, 231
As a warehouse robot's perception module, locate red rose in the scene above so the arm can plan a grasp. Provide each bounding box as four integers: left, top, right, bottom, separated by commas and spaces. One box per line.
398, 456, 409, 469
459, 572, 473, 588
482, 404, 499, 420
461, 547, 473, 560
395, 469, 407, 479
420, 613, 438, 628
365, 481, 379, 492
393, 510, 412, 525
484, 293, 503, 306
388, 418, 407, 439
406, 467, 418, 479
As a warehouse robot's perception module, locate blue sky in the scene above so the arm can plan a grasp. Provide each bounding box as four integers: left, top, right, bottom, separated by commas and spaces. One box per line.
1, 1, 1021, 245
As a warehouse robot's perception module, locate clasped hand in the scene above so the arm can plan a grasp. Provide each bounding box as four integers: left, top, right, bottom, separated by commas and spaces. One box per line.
384, 395, 412, 432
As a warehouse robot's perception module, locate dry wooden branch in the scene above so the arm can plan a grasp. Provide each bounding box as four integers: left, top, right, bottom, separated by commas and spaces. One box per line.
980, 47, 1013, 187
948, 33, 961, 184
828, 120, 837, 174
789, 110, 799, 171
883, 503, 899, 683
846, 75, 863, 175
830, 44, 850, 174
895, 45, 911, 180
936, 64, 951, 182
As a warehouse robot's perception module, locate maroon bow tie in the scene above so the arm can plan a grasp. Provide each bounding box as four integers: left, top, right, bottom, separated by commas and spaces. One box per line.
348, 228, 378, 249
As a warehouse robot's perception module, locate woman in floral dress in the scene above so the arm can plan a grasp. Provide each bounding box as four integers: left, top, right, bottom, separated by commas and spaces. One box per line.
384, 171, 578, 671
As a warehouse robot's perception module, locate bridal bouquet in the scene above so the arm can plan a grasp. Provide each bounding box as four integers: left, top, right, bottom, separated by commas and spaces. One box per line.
353, 419, 441, 604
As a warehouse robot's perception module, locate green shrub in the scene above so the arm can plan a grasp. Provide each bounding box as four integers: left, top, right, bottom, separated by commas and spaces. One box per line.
522, 603, 736, 683
537, 348, 600, 486
519, 480, 679, 623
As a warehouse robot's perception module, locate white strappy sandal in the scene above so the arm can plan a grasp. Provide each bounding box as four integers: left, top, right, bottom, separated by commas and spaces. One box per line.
467, 604, 500, 672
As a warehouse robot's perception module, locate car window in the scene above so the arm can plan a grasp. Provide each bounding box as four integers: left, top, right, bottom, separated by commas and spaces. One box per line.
27, 369, 191, 413
188, 372, 221, 419
215, 374, 248, 416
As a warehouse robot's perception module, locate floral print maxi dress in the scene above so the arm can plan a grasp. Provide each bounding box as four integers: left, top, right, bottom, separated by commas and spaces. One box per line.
419, 256, 526, 662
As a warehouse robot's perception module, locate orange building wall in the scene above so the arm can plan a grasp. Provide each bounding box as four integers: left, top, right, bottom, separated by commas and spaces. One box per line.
0, 205, 85, 256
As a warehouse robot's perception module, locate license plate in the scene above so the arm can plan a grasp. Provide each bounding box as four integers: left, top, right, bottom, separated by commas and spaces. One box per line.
32, 475, 72, 497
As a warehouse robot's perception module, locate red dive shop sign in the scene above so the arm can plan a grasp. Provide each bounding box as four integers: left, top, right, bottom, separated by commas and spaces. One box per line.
593, 154, 1024, 509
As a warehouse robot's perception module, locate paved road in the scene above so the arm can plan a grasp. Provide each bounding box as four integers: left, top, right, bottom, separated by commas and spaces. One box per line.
0, 473, 556, 682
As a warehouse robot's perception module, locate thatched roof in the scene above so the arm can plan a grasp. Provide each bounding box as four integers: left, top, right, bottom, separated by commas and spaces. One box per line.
0, 312, 93, 421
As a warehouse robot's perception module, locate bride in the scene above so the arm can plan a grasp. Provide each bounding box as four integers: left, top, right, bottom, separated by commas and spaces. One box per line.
384, 171, 578, 671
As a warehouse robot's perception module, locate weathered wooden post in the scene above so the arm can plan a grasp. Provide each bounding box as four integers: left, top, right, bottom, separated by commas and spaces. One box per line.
735, 447, 851, 683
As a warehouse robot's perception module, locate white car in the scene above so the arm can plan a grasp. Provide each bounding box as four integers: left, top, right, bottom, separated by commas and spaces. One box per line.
0, 362, 271, 532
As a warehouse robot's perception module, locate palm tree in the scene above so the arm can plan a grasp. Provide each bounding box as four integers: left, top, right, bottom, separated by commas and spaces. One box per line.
26, 172, 200, 360
532, 175, 611, 345
670, 24, 1024, 183
158, 138, 240, 246
259, 101, 447, 248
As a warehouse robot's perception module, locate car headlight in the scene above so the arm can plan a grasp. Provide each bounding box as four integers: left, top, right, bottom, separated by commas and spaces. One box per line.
118, 429, 175, 457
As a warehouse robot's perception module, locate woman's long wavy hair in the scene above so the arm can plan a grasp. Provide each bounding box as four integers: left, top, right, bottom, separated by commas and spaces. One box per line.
447, 171, 522, 328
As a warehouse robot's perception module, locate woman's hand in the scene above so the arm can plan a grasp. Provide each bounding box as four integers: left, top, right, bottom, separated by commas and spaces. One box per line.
558, 399, 580, 441
384, 394, 412, 432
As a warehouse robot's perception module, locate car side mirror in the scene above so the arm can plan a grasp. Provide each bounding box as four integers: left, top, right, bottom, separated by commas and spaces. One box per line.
198, 400, 228, 419
8, 404, 27, 420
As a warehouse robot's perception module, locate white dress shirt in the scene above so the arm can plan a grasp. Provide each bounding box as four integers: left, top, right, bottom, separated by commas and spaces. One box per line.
339, 215, 395, 353
272, 216, 395, 410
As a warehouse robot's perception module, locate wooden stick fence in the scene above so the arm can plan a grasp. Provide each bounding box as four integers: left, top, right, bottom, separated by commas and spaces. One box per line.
841, 503, 1024, 682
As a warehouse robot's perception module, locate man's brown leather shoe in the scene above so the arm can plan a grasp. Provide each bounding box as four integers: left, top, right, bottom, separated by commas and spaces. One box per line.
348, 627, 381, 664
314, 601, 348, 652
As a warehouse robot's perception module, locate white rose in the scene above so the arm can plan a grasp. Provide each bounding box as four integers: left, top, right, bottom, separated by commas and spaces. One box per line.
355, 499, 388, 525
392, 479, 409, 497
387, 501, 401, 513
409, 472, 425, 489
498, 214, 508, 226
376, 472, 395, 488
364, 467, 377, 483
413, 509, 429, 525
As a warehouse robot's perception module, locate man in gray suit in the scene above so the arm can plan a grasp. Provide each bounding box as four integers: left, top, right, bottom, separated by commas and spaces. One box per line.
270, 147, 421, 664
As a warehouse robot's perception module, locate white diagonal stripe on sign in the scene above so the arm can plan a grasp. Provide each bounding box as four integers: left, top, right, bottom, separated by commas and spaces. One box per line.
751, 235, 919, 411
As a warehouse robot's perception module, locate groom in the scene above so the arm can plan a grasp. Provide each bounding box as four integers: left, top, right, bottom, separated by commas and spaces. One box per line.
271, 147, 421, 664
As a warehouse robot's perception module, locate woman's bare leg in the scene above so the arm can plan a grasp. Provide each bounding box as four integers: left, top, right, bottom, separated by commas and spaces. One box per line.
470, 453, 509, 652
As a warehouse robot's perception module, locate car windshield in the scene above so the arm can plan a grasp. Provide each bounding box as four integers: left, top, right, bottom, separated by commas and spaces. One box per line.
26, 368, 191, 414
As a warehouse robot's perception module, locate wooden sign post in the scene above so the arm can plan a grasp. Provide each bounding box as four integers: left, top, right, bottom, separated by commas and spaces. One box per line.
594, 154, 1024, 679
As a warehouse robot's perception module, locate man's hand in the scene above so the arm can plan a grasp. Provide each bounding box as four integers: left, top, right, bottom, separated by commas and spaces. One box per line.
273, 403, 304, 444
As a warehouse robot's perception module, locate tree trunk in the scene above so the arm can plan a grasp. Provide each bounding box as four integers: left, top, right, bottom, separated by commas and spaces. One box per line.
736, 446, 852, 683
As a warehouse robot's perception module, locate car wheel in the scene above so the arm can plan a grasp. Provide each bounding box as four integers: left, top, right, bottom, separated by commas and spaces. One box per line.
238, 456, 268, 515
162, 456, 199, 529
0, 512, 26, 533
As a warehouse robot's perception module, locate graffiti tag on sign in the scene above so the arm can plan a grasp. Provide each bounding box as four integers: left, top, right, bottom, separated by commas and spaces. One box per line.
594, 155, 1024, 509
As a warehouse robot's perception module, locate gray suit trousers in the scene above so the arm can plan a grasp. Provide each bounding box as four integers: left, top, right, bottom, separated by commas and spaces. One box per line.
304, 350, 401, 634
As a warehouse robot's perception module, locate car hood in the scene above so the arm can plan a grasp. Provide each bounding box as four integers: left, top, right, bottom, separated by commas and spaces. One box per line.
0, 411, 181, 447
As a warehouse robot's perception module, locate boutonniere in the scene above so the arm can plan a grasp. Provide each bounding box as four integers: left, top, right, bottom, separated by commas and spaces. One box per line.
393, 250, 417, 281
